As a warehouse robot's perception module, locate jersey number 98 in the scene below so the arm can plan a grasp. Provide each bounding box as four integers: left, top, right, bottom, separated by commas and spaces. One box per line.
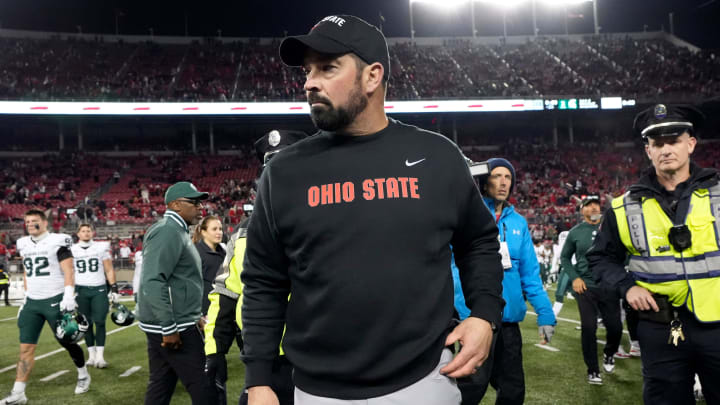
76, 258, 99, 273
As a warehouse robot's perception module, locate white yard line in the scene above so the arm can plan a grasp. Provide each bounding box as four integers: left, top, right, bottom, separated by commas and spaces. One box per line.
0, 316, 17, 322
0, 322, 139, 374
40, 369, 69, 382
534, 343, 560, 352
119, 365, 142, 377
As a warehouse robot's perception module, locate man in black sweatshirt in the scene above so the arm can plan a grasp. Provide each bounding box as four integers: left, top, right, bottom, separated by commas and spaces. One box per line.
241, 14, 504, 405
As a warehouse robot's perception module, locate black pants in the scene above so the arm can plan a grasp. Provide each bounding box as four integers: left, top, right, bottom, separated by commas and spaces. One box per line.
457, 322, 524, 405
145, 328, 215, 405
575, 286, 622, 374
638, 306, 720, 405
623, 299, 640, 341
0, 284, 8, 306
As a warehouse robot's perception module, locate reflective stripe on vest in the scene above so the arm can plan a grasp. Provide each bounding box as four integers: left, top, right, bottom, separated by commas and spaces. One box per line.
613, 183, 720, 322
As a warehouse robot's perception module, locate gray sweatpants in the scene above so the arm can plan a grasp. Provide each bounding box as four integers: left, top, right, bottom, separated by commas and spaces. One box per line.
295, 349, 461, 405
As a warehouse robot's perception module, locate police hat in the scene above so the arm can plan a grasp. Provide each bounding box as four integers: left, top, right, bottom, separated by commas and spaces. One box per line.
253, 130, 309, 165
633, 104, 705, 140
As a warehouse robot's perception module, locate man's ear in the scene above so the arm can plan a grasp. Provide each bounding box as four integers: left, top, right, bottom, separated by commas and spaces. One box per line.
363, 62, 384, 94
687, 136, 697, 155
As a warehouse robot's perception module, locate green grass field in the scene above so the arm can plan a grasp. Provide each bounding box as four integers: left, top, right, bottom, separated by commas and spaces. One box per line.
0, 292, 706, 404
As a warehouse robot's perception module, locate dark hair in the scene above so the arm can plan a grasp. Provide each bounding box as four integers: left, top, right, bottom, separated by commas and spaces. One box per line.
192, 215, 222, 244
24, 209, 46, 221
349, 53, 387, 88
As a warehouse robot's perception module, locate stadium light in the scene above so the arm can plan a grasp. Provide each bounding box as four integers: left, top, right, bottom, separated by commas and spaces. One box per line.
409, 0, 470, 39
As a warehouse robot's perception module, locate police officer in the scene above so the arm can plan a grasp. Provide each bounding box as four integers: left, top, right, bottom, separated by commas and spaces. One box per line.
204, 129, 306, 405
588, 104, 720, 404
0, 266, 9, 306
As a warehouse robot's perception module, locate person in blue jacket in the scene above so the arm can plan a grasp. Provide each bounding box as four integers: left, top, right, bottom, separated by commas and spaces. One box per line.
453, 157, 556, 405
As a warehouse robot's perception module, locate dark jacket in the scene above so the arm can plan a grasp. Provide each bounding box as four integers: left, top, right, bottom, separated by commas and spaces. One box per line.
195, 240, 226, 315
138, 210, 203, 335
587, 163, 719, 298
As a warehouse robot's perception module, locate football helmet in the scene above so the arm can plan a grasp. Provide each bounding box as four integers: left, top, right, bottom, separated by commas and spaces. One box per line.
55, 310, 89, 344
111, 303, 135, 326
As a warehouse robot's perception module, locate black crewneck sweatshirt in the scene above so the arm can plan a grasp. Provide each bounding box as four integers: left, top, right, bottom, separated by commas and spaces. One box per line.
241, 118, 504, 399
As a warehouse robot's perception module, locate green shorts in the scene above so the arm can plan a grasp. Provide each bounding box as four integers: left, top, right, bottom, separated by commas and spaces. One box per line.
18, 293, 63, 344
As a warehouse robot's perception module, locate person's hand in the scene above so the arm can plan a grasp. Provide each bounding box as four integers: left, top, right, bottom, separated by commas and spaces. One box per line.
197, 316, 207, 331
108, 292, 120, 304
572, 278, 587, 294
161, 332, 182, 350
625, 286, 659, 312
539, 325, 555, 344
60, 290, 77, 312
205, 353, 226, 380
440, 317, 493, 378
247, 386, 279, 405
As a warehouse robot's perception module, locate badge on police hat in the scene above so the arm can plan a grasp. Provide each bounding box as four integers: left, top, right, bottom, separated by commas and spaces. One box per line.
268, 130, 281, 147
653, 104, 667, 119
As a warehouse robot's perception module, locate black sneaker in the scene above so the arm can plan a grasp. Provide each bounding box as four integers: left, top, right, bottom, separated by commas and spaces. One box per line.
603, 353, 615, 373
588, 372, 603, 385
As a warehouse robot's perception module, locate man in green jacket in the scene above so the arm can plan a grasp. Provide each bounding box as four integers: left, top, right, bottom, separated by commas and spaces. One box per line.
138, 181, 214, 405
561, 196, 623, 385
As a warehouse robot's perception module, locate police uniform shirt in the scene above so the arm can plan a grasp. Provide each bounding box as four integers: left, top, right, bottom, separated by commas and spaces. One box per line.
71, 241, 112, 287
17, 233, 73, 299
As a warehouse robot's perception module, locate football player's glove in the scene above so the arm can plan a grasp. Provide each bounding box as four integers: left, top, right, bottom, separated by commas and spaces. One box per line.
108, 283, 120, 304
60, 286, 77, 312
55, 310, 89, 344
110, 303, 135, 326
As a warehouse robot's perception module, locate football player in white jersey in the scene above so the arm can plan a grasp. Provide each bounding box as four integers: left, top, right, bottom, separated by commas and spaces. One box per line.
1, 210, 90, 405
72, 224, 118, 369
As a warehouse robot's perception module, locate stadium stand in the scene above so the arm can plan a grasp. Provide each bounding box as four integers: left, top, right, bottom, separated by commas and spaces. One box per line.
0, 32, 717, 101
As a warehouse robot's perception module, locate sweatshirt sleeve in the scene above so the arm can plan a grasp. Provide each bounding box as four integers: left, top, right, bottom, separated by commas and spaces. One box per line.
450, 154, 505, 326
241, 166, 291, 389
560, 231, 579, 282
141, 226, 182, 335
587, 209, 635, 297
517, 223, 555, 326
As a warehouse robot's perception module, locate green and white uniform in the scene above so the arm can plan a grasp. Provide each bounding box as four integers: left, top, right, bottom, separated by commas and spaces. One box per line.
72, 241, 112, 347
16, 233, 74, 344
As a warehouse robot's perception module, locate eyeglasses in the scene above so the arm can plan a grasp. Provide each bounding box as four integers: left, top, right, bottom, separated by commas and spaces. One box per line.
176, 199, 202, 207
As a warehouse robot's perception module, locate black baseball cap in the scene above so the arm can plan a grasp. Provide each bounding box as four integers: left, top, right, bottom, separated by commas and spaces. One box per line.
279, 15, 390, 81
633, 104, 705, 140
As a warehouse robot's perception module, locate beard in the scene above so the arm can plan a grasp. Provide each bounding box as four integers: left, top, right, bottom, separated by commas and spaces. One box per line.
308, 81, 368, 132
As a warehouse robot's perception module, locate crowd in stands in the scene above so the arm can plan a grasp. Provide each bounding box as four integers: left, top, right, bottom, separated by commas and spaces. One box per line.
2, 137, 719, 250
0, 34, 717, 101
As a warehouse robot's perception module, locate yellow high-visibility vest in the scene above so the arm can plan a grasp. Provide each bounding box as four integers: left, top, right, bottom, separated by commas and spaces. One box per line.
613, 184, 720, 322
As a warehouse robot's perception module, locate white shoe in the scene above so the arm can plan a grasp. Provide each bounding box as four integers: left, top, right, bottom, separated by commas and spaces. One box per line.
588, 372, 603, 385
86, 355, 96, 368
95, 358, 108, 369
629, 343, 641, 357
0, 391, 28, 405
75, 375, 91, 394
603, 354, 615, 373
614, 348, 631, 359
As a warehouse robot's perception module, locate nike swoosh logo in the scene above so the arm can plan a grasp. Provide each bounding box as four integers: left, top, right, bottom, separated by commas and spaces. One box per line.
405, 158, 426, 167
51, 303, 59, 307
